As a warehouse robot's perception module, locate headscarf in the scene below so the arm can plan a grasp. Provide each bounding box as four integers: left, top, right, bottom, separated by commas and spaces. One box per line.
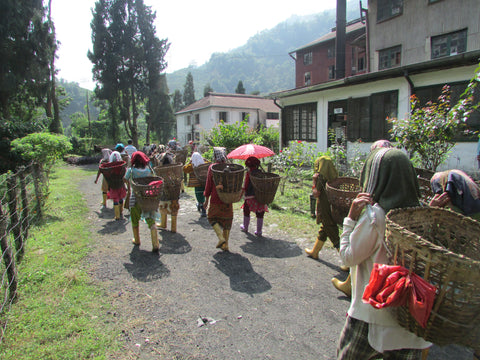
370, 139, 392, 152
109, 151, 123, 162
157, 144, 166, 154
213, 147, 227, 163
115, 143, 125, 152
131, 151, 150, 167
360, 148, 420, 212
101, 148, 112, 161
245, 156, 260, 169
430, 169, 480, 216
191, 152, 205, 167
168, 139, 177, 149
313, 156, 338, 183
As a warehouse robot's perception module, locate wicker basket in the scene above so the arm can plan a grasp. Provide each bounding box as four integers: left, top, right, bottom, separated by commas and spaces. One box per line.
385, 207, 480, 350
325, 177, 361, 225
99, 161, 126, 189
154, 163, 184, 201
211, 163, 245, 204
414, 167, 435, 181
250, 171, 281, 205
173, 149, 188, 165
193, 163, 210, 187
131, 176, 164, 212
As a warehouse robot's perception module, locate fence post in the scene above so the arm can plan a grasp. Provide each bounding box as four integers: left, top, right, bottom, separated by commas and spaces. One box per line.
6, 177, 22, 261
0, 204, 17, 302
18, 166, 30, 248
32, 163, 43, 219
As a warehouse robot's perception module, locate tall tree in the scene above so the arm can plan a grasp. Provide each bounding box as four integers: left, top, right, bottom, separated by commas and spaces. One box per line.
88, 0, 169, 146
172, 90, 184, 112
183, 72, 196, 106
203, 83, 213, 97
235, 80, 245, 94
0, 0, 55, 172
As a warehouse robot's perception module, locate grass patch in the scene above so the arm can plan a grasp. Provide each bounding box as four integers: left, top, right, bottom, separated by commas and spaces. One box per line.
0, 165, 121, 359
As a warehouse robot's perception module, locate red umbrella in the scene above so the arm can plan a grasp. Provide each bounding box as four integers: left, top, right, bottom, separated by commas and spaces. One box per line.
227, 144, 275, 160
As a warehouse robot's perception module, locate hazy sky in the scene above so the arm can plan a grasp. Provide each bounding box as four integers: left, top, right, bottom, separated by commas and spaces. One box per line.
51, 0, 338, 90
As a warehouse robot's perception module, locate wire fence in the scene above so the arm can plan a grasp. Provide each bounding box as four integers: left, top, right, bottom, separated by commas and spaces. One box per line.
0, 163, 47, 341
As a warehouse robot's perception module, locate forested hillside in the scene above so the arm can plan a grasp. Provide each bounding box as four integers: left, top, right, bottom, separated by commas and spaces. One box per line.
166, 1, 360, 99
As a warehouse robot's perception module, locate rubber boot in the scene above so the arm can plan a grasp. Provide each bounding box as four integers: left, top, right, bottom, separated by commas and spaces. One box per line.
158, 213, 167, 229
102, 193, 108, 207
213, 223, 226, 248
336, 248, 349, 271
119, 202, 124, 219
221, 229, 230, 251
171, 215, 177, 233
150, 224, 159, 252
254, 218, 263, 236
114, 204, 120, 220
132, 226, 140, 245
305, 238, 325, 259
331, 274, 352, 297
240, 216, 250, 232
310, 194, 316, 218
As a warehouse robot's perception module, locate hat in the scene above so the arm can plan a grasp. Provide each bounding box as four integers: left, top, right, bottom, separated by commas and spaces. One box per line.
115, 143, 125, 151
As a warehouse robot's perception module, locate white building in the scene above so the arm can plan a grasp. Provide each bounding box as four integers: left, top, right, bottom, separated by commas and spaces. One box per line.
175, 93, 280, 146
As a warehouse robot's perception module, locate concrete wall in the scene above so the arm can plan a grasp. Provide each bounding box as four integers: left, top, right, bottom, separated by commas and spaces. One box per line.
368, 0, 480, 70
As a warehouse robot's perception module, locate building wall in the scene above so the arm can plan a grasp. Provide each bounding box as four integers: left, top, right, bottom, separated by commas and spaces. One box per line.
368, 0, 480, 71
278, 64, 479, 172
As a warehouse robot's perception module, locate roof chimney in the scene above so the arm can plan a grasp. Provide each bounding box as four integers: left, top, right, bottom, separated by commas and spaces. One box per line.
335, 0, 346, 79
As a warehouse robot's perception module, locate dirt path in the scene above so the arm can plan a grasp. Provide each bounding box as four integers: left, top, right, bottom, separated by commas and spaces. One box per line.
79, 165, 473, 360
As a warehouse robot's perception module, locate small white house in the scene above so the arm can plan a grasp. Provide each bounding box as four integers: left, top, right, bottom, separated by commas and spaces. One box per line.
175, 93, 280, 146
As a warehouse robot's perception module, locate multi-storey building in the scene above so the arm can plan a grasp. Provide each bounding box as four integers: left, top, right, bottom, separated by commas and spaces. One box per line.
273, 0, 480, 171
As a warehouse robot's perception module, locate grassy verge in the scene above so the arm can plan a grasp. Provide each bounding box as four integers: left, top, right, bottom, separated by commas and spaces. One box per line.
0, 165, 121, 359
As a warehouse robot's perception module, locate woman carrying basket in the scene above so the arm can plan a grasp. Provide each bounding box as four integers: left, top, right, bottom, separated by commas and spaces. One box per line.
107, 151, 127, 220
240, 156, 268, 236
183, 151, 208, 217
124, 151, 160, 252
204, 147, 233, 251
336, 148, 431, 359
94, 148, 112, 208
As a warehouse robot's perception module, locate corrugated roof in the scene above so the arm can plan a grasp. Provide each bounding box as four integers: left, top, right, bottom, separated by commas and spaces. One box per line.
291, 20, 365, 54
176, 93, 280, 114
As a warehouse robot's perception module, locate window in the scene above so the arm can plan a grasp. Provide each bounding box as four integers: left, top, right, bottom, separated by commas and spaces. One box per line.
241, 112, 249, 122
195, 114, 200, 124
194, 132, 200, 141
415, 82, 480, 140
187, 133, 193, 141
267, 112, 279, 120
431, 29, 467, 59
327, 44, 335, 59
379, 45, 401, 70
328, 65, 336, 80
346, 90, 398, 142
377, 0, 403, 22
303, 52, 313, 65
217, 111, 228, 122
304, 72, 311, 86
186, 115, 191, 126
282, 103, 317, 145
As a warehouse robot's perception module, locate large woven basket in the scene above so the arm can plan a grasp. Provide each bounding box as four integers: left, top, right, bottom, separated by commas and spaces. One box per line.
385, 207, 480, 350
154, 163, 184, 201
193, 163, 210, 187
325, 177, 361, 225
211, 163, 245, 204
250, 171, 281, 205
131, 176, 164, 213
99, 161, 126, 189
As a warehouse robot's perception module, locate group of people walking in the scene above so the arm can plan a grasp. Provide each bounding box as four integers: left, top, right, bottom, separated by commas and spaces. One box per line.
95, 138, 480, 359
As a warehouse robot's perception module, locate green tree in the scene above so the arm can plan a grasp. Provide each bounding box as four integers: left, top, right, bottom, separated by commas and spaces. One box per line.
172, 89, 184, 112
183, 72, 196, 106
203, 83, 213, 97
390, 64, 480, 171
149, 74, 176, 144
235, 80, 245, 94
88, 0, 169, 147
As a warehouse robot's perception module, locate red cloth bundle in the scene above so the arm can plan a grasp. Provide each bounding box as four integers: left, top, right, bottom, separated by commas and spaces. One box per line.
145, 180, 163, 196
363, 263, 436, 328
